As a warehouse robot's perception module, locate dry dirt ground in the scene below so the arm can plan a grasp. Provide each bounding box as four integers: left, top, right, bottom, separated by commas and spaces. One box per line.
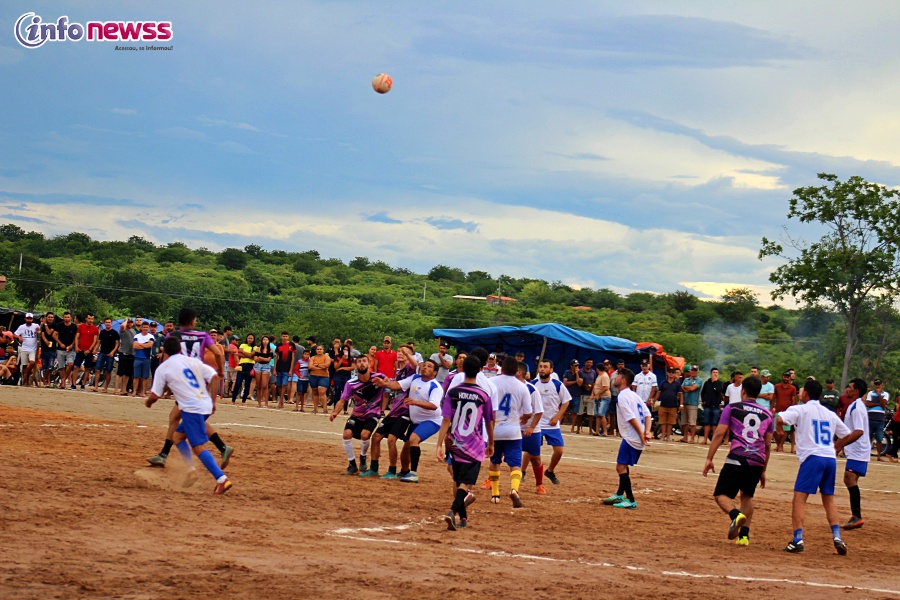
1, 386, 899, 599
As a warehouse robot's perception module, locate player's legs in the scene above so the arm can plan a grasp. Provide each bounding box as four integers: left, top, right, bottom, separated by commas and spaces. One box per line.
790, 491, 808, 532
341, 421, 360, 474
176, 412, 231, 492
547, 445, 563, 475
387, 434, 399, 468
843, 469, 863, 526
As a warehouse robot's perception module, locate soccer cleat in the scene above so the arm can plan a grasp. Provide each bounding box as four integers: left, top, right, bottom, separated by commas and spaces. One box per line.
481, 478, 491, 490
491, 495, 500, 504
728, 512, 747, 540
443, 511, 458, 531
545, 471, 560, 485
833, 537, 848, 555
842, 517, 864, 530
220, 445, 234, 469
147, 454, 167, 467
736, 536, 749, 546
602, 493, 624, 505
182, 469, 199, 488
613, 499, 637, 510
510, 489, 524, 508
358, 469, 379, 477
535, 484, 547, 495
343, 463, 359, 475
400, 471, 419, 483
457, 518, 468, 529
783, 540, 804, 553
380, 472, 399, 480
358, 458, 368, 472
464, 492, 476, 507
213, 478, 233, 495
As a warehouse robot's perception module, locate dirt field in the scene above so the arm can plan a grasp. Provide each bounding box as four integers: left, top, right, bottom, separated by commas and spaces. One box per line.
1, 387, 898, 599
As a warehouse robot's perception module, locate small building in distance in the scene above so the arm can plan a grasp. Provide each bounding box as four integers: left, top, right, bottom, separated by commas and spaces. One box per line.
452, 295, 487, 303
486, 295, 518, 306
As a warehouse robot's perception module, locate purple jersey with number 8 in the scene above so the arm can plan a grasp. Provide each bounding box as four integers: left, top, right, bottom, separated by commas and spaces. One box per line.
719, 401, 774, 468
442, 382, 494, 463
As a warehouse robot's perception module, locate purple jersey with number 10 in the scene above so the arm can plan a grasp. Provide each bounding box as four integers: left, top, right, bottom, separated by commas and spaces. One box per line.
719, 401, 774, 468
442, 382, 494, 463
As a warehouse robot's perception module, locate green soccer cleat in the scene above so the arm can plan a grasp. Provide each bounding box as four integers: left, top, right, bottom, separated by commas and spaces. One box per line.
358, 469, 379, 477
220, 445, 234, 469
380, 472, 399, 480
612, 499, 637, 510
147, 454, 167, 467
602, 493, 624, 505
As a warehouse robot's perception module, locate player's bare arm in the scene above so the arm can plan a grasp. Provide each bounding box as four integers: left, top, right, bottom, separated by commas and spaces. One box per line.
435, 418, 451, 461
549, 402, 568, 427
703, 423, 730, 476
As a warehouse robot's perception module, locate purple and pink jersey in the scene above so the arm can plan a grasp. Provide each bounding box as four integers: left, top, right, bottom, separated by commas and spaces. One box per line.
388, 363, 416, 418
719, 401, 774, 468
342, 373, 387, 420
442, 382, 494, 463
167, 329, 216, 360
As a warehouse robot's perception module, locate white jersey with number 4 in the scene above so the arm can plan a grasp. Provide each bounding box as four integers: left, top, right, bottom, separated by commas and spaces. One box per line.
490, 374, 533, 440
842, 398, 871, 463
150, 354, 217, 415
779, 399, 850, 462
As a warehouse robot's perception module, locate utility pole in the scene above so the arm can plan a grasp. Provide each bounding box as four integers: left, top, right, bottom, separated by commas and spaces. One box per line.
423, 281, 427, 300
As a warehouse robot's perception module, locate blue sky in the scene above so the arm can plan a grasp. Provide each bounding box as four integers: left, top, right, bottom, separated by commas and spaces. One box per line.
2, 1, 900, 303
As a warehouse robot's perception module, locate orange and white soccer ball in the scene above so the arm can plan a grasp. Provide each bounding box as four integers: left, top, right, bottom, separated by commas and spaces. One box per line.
372, 73, 392, 94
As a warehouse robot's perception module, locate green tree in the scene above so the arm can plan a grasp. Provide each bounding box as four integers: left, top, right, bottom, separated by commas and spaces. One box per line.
716, 288, 759, 323
759, 173, 900, 388
428, 264, 465, 283
218, 248, 248, 270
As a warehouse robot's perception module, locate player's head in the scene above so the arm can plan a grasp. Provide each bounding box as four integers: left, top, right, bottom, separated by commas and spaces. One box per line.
462, 355, 481, 379
469, 347, 489, 368
455, 352, 467, 369
742, 375, 762, 399
516, 361, 528, 380
618, 367, 635, 387
803, 378, 822, 400
178, 307, 197, 328
163, 334, 181, 357
420, 359, 438, 379
501, 356, 518, 376
538, 360, 554, 378
355, 355, 369, 374
848, 377, 867, 399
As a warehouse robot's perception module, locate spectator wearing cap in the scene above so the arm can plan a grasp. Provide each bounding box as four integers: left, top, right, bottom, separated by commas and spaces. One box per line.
632, 360, 658, 411
773, 370, 798, 453
865, 379, 889, 461
13, 312, 41, 387
373, 335, 397, 376
578, 358, 596, 428
563, 359, 584, 432
757, 369, 775, 410
481, 352, 501, 378
821, 378, 840, 413
514, 352, 530, 379
680, 365, 702, 443
656, 367, 683, 442
590, 359, 611, 436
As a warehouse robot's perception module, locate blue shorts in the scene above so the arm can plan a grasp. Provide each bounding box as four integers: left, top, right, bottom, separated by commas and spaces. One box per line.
522, 431, 542, 456
490, 439, 523, 468
175, 412, 210, 447
41, 351, 57, 371
569, 397, 581, 414
541, 429, 565, 447
96, 353, 115, 373
289, 374, 299, 383
309, 374, 329, 389
410, 420, 441, 443
845, 459, 868, 477
597, 398, 611, 417
275, 372, 290, 387
296, 379, 309, 394
255, 363, 272, 374
795, 455, 837, 495
869, 414, 885, 443
704, 406, 721, 426
617, 439, 643, 466
133, 358, 151, 379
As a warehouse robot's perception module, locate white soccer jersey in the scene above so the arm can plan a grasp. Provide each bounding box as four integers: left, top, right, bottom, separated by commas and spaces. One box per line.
522, 382, 543, 433
725, 384, 743, 405
843, 398, 871, 463
633, 371, 657, 403
399, 374, 444, 424
617, 388, 648, 451
151, 354, 217, 415
490, 374, 532, 440
531, 377, 571, 430
779, 400, 850, 462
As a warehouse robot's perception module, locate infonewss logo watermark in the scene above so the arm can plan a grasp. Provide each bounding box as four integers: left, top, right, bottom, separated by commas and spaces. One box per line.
15, 13, 172, 49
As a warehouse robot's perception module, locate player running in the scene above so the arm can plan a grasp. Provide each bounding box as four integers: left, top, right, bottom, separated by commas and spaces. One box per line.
702, 376, 773, 546
147, 309, 233, 468
436, 356, 494, 531
144, 335, 232, 494
777, 379, 855, 555
530, 360, 570, 485
602, 368, 651, 509
841, 378, 870, 530
330, 355, 388, 475
486, 357, 533, 508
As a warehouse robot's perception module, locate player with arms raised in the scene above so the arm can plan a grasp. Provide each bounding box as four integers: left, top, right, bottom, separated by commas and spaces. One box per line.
436, 356, 494, 531
331, 355, 388, 475
702, 375, 773, 546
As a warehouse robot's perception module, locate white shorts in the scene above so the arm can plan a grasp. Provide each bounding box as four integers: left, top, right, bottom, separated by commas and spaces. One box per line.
18, 349, 37, 365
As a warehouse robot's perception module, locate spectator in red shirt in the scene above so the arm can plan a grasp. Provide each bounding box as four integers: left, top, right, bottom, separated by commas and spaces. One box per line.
837, 388, 853, 419
773, 371, 798, 453
373, 336, 397, 376
74, 313, 100, 390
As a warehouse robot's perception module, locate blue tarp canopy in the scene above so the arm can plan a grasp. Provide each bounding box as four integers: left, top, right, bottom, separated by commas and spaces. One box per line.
433, 323, 655, 377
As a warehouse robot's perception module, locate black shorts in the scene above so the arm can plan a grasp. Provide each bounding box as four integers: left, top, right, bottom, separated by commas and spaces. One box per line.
74, 351, 95, 369
376, 416, 412, 441
452, 460, 481, 486
117, 354, 134, 376
344, 416, 378, 440
713, 463, 764, 499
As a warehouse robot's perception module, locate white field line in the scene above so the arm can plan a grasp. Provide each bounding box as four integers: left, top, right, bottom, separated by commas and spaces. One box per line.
326, 520, 900, 596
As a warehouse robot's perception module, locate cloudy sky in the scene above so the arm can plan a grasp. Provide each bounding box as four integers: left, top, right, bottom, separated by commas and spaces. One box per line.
2, 1, 899, 302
